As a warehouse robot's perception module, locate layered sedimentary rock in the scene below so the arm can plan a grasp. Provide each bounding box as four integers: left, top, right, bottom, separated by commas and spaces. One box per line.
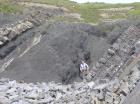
0, 23, 139, 103
93, 25, 140, 80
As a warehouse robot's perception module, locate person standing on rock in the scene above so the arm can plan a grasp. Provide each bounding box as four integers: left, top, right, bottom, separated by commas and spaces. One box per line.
79, 61, 89, 80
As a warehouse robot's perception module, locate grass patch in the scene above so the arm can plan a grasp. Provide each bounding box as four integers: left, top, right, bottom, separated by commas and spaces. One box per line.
24, 0, 140, 23
0, 0, 21, 13
52, 15, 83, 23
1, 0, 139, 23
128, 9, 140, 15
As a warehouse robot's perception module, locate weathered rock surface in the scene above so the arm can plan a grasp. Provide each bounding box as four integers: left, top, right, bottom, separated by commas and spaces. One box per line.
93, 25, 140, 80
0, 2, 140, 104
0, 65, 139, 104
0, 22, 109, 84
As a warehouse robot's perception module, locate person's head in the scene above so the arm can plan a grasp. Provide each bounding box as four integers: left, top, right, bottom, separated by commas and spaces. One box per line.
81, 61, 85, 64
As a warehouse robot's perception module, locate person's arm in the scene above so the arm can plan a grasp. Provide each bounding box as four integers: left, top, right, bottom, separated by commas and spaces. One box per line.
85, 63, 89, 69
80, 64, 83, 72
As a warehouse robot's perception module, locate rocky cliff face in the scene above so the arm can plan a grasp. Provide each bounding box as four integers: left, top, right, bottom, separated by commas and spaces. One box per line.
0, 2, 140, 104
0, 19, 109, 84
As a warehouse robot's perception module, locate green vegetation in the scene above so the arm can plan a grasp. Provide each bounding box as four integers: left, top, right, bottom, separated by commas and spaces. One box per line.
128, 9, 140, 15
24, 0, 140, 23
0, 0, 140, 23
0, 0, 21, 13
128, 2, 140, 16
52, 16, 82, 23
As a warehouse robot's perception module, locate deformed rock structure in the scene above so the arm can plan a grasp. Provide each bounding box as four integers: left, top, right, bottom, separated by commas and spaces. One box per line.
93, 25, 140, 80
0, 2, 139, 104
0, 21, 139, 104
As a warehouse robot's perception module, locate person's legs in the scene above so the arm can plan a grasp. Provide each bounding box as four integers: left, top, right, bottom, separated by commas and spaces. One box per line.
79, 71, 84, 79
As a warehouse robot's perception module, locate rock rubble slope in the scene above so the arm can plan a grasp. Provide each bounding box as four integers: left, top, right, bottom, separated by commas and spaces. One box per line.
0, 62, 139, 104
